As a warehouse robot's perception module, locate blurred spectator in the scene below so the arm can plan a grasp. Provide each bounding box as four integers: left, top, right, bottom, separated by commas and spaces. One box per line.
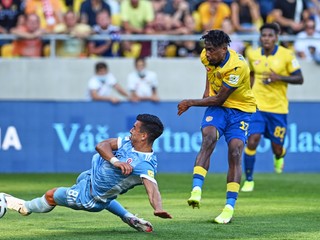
221, 18, 245, 55
0, 0, 25, 53
11, 13, 45, 57
271, 0, 310, 35
120, 0, 154, 34
230, 0, 262, 34
294, 18, 320, 61
105, 0, 121, 15
25, 0, 65, 32
146, 11, 197, 57
127, 57, 160, 102
173, 15, 202, 57
88, 61, 130, 103
256, 0, 275, 23
0, 0, 25, 33
80, 0, 111, 26
162, 0, 191, 29
197, 0, 231, 32
120, 0, 155, 57
88, 9, 120, 57
309, 0, 320, 32
152, 0, 167, 13
54, 10, 91, 57
223, 0, 233, 6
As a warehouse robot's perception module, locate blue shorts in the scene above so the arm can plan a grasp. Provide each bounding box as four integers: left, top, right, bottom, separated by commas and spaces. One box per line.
201, 106, 252, 144
248, 110, 287, 145
53, 170, 111, 212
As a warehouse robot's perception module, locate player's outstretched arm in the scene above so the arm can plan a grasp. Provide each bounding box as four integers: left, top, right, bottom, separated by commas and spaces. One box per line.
142, 178, 172, 219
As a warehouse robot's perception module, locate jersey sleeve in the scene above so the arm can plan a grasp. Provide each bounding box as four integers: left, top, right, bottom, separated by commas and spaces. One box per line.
134, 161, 157, 184
223, 63, 246, 88
286, 50, 301, 74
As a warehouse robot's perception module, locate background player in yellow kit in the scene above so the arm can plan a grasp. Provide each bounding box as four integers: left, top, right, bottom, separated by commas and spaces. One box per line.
177, 30, 256, 224
241, 23, 304, 192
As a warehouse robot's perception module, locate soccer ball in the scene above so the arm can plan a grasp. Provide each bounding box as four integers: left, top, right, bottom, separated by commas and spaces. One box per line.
0, 193, 7, 218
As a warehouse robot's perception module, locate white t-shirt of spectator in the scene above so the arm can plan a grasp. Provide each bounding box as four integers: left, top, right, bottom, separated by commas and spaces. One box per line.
87, 73, 117, 100
294, 31, 320, 61
127, 70, 158, 97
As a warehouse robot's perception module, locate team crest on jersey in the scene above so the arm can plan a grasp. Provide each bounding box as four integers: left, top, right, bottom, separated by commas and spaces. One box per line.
206, 116, 213, 122
229, 75, 240, 84
127, 158, 133, 164
148, 170, 154, 178
254, 60, 261, 65
206, 67, 211, 72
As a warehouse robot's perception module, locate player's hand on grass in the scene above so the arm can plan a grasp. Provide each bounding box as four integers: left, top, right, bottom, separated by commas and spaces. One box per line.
113, 162, 133, 175
154, 210, 172, 219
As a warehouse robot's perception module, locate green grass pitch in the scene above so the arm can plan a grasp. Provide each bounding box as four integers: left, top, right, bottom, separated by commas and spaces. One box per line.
0, 173, 319, 240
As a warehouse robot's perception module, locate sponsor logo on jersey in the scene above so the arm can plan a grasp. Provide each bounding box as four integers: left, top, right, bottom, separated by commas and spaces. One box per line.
127, 158, 133, 164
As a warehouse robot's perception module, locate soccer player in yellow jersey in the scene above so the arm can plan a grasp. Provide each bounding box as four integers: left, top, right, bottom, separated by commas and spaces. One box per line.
241, 23, 304, 192
177, 30, 256, 224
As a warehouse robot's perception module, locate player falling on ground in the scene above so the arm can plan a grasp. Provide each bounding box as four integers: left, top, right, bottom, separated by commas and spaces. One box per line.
241, 23, 304, 192
177, 30, 256, 223
0, 114, 172, 232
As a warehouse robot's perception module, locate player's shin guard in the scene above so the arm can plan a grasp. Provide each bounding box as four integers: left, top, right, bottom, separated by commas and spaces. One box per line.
192, 166, 207, 190
226, 182, 240, 209
25, 195, 55, 213
244, 147, 256, 181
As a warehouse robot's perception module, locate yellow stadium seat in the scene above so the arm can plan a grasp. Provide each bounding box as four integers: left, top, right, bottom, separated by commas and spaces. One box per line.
165, 44, 177, 58
122, 42, 142, 58
1, 43, 13, 58
43, 44, 50, 57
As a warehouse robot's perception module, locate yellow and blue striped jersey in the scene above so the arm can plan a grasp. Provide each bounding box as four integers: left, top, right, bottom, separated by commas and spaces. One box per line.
201, 49, 256, 113
247, 45, 301, 114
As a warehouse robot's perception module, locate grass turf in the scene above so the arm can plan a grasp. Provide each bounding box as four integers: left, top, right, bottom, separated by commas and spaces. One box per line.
0, 173, 319, 240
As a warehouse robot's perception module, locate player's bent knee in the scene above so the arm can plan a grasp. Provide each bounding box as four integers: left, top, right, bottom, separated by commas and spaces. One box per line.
45, 188, 58, 206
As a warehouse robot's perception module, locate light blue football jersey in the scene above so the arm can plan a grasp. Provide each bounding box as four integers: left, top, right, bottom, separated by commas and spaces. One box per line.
90, 136, 158, 203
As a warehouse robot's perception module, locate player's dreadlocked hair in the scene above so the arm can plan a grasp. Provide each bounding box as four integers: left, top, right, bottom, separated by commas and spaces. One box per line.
137, 114, 164, 143
260, 23, 280, 35
200, 30, 231, 48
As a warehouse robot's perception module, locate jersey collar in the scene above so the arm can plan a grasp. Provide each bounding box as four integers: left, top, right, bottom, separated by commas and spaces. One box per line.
217, 50, 230, 68
261, 45, 279, 56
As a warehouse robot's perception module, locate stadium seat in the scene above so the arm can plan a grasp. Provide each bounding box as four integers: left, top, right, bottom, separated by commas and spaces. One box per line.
122, 42, 142, 58
43, 44, 50, 57
165, 44, 177, 58
1, 43, 14, 58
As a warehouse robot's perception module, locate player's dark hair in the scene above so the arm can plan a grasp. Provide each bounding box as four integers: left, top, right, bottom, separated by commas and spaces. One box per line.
137, 114, 164, 143
200, 30, 231, 48
95, 62, 107, 72
260, 23, 280, 35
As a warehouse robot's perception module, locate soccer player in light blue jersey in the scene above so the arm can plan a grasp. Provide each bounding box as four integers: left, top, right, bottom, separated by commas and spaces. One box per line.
0, 114, 172, 232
